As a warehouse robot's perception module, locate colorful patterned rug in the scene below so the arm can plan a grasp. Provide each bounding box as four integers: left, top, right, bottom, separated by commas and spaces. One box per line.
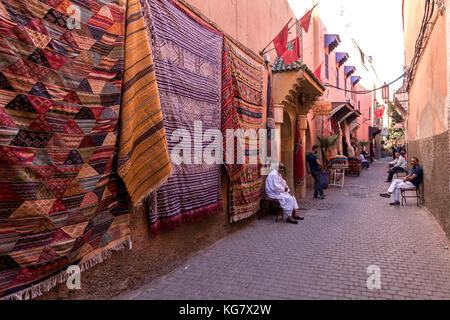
221, 39, 264, 223
118, 0, 172, 207
0, 0, 130, 299
142, 0, 223, 235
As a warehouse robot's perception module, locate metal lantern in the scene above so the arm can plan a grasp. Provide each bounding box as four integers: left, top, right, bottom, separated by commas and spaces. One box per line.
382, 82, 390, 102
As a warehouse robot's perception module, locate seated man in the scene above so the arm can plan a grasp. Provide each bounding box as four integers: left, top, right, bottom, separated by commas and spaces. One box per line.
266, 163, 304, 224
359, 152, 370, 169
386, 152, 407, 182
380, 157, 423, 206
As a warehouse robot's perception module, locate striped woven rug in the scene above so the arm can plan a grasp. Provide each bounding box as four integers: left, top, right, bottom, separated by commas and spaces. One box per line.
0, 0, 130, 299
142, 0, 223, 235
118, 0, 172, 207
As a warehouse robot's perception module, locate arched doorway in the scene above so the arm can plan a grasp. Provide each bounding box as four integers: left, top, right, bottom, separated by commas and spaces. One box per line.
281, 110, 294, 192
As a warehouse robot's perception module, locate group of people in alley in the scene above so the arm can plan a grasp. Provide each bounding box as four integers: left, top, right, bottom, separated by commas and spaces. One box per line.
265, 144, 424, 224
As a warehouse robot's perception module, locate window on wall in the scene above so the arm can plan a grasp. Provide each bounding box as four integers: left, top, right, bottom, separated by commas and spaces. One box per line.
325, 53, 329, 79
358, 101, 360, 112
344, 77, 347, 94
336, 67, 339, 88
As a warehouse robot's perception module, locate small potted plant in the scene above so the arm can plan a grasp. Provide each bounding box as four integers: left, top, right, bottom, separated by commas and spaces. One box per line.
317, 134, 340, 188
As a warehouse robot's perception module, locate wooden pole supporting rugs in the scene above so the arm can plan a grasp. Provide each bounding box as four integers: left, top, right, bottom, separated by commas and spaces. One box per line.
222, 39, 264, 223
141, 0, 223, 235
0, 0, 130, 299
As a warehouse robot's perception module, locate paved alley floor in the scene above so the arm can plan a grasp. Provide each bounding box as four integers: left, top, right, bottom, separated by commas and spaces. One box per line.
123, 159, 450, 300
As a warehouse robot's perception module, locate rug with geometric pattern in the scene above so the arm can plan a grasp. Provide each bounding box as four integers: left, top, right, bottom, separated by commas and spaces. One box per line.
0, 0, 130, 299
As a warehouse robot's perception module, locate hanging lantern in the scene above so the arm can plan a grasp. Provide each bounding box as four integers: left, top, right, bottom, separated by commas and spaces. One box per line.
382, 82, 390, 102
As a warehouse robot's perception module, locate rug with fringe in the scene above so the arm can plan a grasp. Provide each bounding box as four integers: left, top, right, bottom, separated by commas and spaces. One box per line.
118, 0, 172, 207
221, 39, 264, 223
142, 0, 223, 235
0, 0, 130, 299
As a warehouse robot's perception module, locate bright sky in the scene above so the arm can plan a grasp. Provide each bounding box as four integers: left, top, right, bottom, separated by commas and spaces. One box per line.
288, 0, 405, 94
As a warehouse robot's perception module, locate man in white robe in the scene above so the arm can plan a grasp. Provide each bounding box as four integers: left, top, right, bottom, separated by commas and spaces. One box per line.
265, 163, 304, 224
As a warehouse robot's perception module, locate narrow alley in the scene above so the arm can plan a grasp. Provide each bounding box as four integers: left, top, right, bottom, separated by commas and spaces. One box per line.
121, 160, 450, 300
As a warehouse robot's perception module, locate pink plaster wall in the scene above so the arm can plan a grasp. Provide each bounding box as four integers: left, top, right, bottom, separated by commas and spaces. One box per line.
355, 84, 372, 144
186, 0, 297, 63
403, 0, 448, 140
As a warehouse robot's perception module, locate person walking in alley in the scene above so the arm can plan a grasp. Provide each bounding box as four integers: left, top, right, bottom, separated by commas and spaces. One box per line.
266, 163, 304, 224
379, 157, 423, 206
306, 145, 325, 200
385, 152, 407, 182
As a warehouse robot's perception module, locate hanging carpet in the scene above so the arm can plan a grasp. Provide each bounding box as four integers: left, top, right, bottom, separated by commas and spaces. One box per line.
0, 0, 130, 299
221, 39, 264, 223
118, 0, 172, 207
142, 0, 223, 235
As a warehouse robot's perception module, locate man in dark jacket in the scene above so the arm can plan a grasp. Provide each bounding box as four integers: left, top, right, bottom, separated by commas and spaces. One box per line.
306, 145, 325, 200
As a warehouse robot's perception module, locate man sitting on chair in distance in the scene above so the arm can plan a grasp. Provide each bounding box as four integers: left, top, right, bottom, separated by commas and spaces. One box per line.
380, 157, 423, 206
265, 163, 304, 224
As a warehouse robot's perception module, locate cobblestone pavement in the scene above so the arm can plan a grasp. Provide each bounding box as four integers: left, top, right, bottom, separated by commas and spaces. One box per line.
124, 159, 450, 300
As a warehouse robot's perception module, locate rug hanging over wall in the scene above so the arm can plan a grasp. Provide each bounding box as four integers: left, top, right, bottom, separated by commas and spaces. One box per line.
142, 0, 223, 235
118, 0, 172, 207
0, 0, 130, 299
222, 39, 264, 223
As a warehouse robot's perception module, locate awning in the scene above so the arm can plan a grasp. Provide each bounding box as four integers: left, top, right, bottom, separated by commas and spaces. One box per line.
338, 111, 354, 123
345, 110, 361, 124
351, 76, 361, 85
335, 52, 349, 67
328, 103, 347, 119
344, 66, 356, 79
272, 57, 325, 113
369, 126, 382, 139
328, 102, 361, 123
324, 34, 341, 54
349, 119, 360, 131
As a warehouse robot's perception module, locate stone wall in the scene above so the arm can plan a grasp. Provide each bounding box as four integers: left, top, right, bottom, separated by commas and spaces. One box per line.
39, 169, 255, 299
407, 131, 450, 239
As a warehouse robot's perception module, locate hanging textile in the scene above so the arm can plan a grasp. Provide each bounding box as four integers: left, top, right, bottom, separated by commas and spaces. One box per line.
222, 39, 264, 223
142, 0, 223, 235
0, 0, 130, 299
342, 121, 355, 157
294, 121, 304, 185
266, 74, 275, 157
118, 0, 172, 207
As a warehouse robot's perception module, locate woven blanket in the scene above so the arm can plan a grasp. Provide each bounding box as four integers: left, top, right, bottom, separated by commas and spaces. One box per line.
142, 0, 223, 235
118, 0, 172, 207
0, 0, 130, 299
221, 39, 264, 223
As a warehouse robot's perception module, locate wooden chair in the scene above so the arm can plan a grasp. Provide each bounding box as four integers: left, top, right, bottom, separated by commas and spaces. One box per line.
400, 184, 423, 207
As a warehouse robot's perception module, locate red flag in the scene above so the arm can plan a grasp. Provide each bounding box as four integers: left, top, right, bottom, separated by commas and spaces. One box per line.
299, 4, 318, 33
273, 22, 289, 57
374, 106, 385, 119
314, 62, 323, 83
281, 37, 300, 65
